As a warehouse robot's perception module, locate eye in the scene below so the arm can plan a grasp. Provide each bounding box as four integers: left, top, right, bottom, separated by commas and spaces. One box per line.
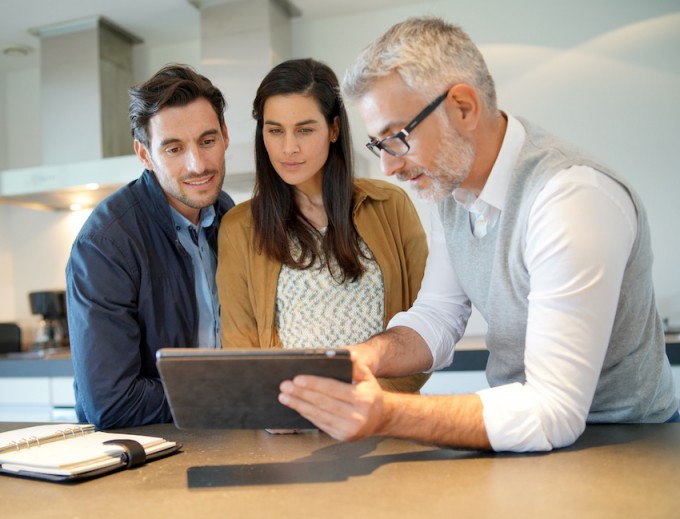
166, 146, 182, 155
266, 127, 283, 135
201, 137, 217, 146
297, 127, 314, 134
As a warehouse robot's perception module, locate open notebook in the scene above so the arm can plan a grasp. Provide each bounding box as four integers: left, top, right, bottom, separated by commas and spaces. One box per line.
0, 424, 180, 482
157, 348, 353, 429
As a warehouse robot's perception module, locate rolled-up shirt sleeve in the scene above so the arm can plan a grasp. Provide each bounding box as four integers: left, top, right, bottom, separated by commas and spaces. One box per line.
387, 205, 471, 372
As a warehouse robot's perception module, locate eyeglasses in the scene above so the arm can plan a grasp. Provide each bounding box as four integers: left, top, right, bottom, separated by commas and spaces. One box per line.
366, 90, 449, 158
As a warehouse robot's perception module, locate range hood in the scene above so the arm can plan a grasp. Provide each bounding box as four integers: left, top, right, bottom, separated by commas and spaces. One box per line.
0, 0, 297, 211
0, 16, 142, 211
0, 142, 256, 211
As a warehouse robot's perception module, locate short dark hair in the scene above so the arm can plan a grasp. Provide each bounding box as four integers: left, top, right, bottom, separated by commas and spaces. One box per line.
251, 58, 365, 282
128, 64, 227, 148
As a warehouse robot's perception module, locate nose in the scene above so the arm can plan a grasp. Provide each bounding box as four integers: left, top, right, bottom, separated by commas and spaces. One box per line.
283, 133, 300, 155
185, 146, 207, 173
380, 150, 406, 177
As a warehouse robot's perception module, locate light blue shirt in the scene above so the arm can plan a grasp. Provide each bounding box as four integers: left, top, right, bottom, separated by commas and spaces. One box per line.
171, 206, 220, 348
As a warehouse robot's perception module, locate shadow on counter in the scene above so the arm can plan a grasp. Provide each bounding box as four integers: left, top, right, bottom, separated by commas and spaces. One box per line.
186, 424, 667, 488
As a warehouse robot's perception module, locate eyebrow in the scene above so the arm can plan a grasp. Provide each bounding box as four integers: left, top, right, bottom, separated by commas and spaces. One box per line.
369, 120, 403, 141
264, 119, 320, 126
159, 129, 220, 147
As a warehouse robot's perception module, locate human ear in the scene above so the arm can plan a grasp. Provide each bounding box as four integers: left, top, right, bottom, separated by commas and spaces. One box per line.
133, 140, 154, 170
330, 115, 340, 143
447, 84, 480, 130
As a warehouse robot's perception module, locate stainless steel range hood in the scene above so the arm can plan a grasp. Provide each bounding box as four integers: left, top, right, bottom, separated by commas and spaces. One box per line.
0, 140, 259, 211
0, 156, 140, 211
0, 16, 143, 211
0, 1, 295, 211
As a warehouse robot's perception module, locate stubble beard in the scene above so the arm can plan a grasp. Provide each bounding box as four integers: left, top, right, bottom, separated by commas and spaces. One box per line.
173, 167, 226, 210
399, 125, 475, 203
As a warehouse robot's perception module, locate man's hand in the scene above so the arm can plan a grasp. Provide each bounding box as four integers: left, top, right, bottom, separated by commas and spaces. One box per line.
280, 348, 491, 450
346, 327, 433, 378
344, 343, 379, 373
278, 351, 386, 441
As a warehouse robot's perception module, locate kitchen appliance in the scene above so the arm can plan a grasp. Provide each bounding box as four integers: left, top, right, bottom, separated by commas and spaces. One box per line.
0, 322, 21, 353
29, 290, 69, 350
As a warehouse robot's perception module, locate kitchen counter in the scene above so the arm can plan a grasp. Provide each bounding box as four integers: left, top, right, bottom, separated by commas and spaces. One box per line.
0, 355, 73, 377
2, 335, 679, 376
2, 422, 679, 518
451, 334, 680, 370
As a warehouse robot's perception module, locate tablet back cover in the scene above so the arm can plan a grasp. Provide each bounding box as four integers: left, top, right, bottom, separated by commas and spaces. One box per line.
157, 349, 352, 429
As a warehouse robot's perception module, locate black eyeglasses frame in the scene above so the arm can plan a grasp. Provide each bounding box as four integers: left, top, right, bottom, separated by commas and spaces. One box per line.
366, 90, 450, 158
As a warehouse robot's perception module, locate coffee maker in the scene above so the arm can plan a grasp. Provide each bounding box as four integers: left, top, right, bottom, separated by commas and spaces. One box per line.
29, 290, 69, 351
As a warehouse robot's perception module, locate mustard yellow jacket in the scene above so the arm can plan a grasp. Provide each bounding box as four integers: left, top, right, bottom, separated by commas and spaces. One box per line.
216, 178, 429, 392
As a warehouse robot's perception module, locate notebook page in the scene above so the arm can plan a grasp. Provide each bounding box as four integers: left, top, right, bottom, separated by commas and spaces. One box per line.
0, 424, 95, 452
0, 431, 173, 476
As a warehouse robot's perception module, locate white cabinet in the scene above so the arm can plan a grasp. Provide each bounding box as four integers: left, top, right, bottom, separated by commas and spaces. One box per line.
50, 377, 76, 406
0, 377, 50, 405
0, 376, 76, 422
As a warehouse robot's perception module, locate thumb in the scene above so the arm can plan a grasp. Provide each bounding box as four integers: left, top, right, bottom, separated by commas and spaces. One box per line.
350, 352, 375, 383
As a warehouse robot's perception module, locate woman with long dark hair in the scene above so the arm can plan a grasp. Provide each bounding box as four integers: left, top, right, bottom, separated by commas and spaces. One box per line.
216, 58, 428, 392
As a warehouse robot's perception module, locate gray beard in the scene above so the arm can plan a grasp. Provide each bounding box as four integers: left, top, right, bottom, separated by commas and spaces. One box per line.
400, 132, 475, 203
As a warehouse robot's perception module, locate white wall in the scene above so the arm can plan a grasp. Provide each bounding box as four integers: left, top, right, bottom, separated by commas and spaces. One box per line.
2, 207, 90, 341
0, 69, 6, 171
1, 0, 679, 344
0, 206, 15, 321
132, 39, 201, 85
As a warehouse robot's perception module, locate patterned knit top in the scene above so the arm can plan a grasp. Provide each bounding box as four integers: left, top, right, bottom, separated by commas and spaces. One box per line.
275, 230, 384, 349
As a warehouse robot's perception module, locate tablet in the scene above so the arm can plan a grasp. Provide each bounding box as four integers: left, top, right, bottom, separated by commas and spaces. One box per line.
156, 348, 352, 429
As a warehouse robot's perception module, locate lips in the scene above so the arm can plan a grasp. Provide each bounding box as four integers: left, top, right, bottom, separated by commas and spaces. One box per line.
184, 175, 213, 187
397, 172, 421, 183
281, 161, 304, 169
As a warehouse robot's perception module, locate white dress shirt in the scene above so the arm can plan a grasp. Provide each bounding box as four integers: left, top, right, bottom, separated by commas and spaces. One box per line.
388, 114, 637, 451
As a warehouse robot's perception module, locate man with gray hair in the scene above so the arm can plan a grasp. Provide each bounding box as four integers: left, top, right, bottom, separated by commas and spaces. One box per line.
279, 17, 678, 452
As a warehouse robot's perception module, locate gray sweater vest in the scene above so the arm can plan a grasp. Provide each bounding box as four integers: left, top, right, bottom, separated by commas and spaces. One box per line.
438, 117, 677, 422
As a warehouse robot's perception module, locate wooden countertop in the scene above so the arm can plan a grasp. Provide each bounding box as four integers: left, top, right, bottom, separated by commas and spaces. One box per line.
2, 422, 679, 518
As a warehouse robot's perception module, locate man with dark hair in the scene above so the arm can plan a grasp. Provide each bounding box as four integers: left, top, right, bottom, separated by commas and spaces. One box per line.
67, 64, 234, 429
279, 18, 678, 452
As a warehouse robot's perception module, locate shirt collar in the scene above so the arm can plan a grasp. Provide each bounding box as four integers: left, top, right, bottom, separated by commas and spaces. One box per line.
453, 113, 526, 211
199, 205, 216, 229
170, 205, 216, 231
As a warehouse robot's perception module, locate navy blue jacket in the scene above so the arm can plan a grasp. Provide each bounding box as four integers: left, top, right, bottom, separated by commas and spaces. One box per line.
66, 169, 234, 429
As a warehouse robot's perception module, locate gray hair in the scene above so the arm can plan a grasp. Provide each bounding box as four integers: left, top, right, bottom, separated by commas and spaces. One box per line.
342, 17, 497, 112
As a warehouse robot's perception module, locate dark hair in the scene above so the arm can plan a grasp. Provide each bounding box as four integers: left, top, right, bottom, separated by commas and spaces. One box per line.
251, 58, 365, 282
128, 64, 227, 148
